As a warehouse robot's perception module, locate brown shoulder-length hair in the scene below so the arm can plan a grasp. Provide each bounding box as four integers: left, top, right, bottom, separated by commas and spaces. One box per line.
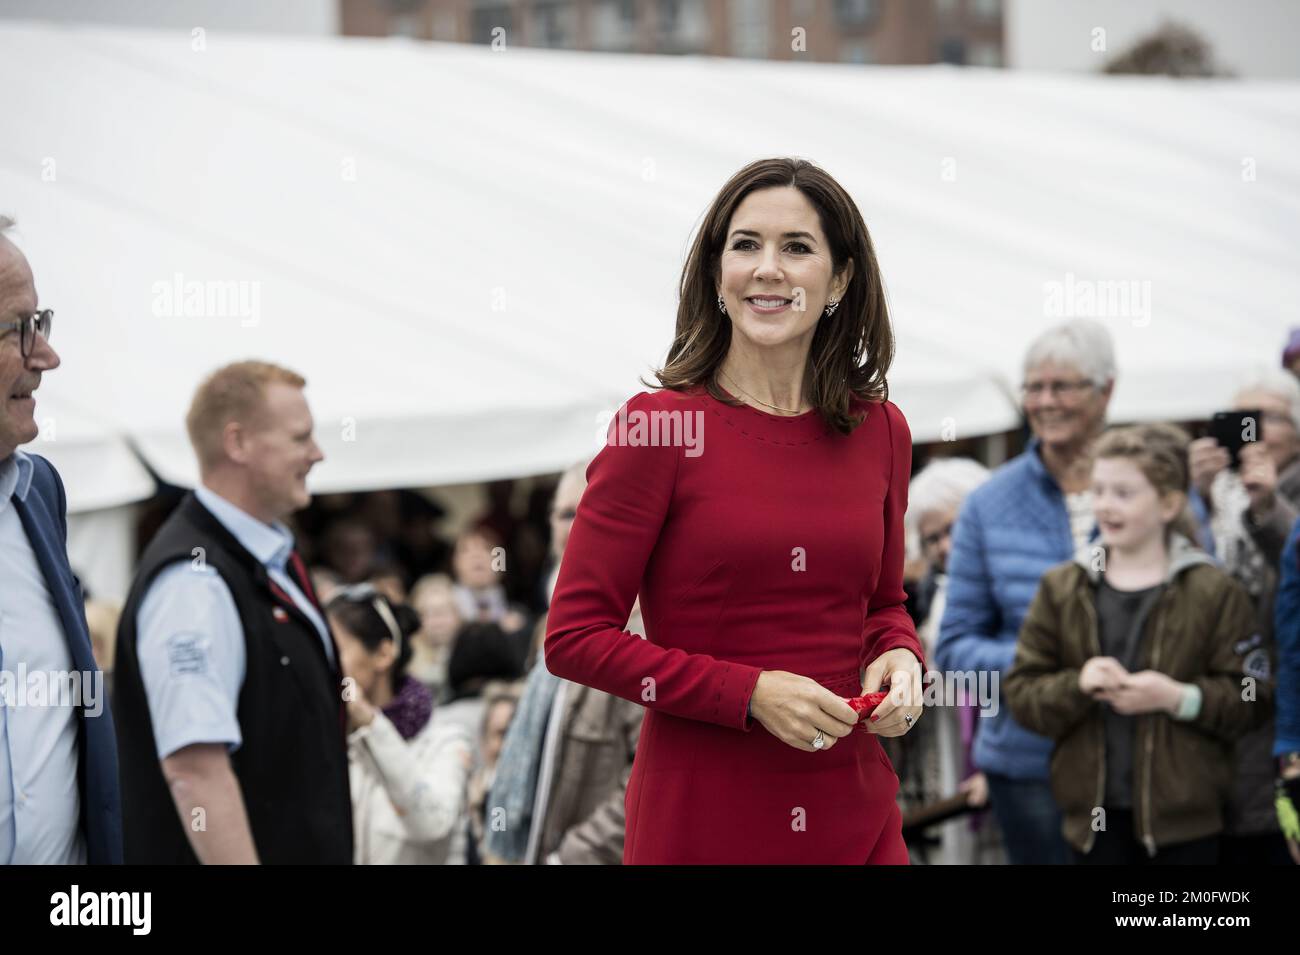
644, 157, 894, 436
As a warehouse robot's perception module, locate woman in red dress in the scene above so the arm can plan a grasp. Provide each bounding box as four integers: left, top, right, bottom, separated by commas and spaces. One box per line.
545, 158, 925, 864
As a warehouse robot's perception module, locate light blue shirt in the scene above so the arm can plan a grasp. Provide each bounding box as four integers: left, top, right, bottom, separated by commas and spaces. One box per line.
0, 450, 87, 865
135, 484, 334, 760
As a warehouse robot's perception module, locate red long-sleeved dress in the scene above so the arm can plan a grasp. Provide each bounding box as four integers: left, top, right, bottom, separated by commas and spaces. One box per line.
545, 384, 925, 864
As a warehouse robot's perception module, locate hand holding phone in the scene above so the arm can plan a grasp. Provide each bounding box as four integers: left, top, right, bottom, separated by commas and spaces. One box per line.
1208, 409, 1263, 470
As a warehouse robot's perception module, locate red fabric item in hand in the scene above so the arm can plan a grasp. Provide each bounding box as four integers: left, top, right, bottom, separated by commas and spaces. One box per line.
846, 691, 888, 722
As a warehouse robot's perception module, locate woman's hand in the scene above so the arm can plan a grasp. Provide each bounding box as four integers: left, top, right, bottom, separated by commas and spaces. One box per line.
863, 648, 923, 738
346, 682, 378, 732
1097, 670, 1186, 716
1079, 656, 1127, 696
748, 670, 859, 753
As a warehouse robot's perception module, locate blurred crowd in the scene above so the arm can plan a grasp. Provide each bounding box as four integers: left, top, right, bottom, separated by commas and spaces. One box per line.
69, 320, 1300, 866
896, 320, 1300, 866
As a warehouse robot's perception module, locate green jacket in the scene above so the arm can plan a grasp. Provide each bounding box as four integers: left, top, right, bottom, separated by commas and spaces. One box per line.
1005, 534, 1272, 856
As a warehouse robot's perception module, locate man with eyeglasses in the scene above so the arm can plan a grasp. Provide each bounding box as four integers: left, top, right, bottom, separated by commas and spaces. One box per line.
0, 216, 122, 864
482, 459, 644, 865
112, 360, 352, 864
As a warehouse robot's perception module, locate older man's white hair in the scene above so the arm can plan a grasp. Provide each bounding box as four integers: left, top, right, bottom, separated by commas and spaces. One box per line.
1234, 366, 1300, 433
555, 457, 589, 501
905, 457, 991, 531
1023, 318, 1117, 387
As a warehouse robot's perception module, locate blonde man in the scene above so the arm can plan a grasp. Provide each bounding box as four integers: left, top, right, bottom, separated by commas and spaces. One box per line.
113, 361, 351, 864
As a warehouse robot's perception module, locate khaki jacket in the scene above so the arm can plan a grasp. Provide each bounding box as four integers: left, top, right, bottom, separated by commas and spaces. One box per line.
535, 679, 644, 864
528, 608, 645, 865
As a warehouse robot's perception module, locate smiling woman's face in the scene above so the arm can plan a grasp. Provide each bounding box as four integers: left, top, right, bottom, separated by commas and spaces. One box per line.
716, 186, 852, 354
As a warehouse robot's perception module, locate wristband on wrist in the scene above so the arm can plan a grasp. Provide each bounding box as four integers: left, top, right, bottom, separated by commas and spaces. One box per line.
1173, 682, 1202, 721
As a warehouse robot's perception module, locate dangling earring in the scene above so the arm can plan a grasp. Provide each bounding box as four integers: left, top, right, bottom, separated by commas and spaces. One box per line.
823, 299, 840, 318
717, 293, 728, 316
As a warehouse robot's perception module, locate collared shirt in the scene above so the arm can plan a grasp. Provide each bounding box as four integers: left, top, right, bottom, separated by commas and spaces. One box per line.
0, 450, 87, 864
1065, 489, 1096, 554
135, 484, 334, 760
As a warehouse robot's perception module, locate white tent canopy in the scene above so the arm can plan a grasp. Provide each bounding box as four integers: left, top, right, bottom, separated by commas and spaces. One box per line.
2, 21, 1298, 520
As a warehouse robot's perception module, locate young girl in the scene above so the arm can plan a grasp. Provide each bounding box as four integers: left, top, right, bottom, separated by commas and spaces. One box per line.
327, 584, 472, 865
1006, 423, 1269, 864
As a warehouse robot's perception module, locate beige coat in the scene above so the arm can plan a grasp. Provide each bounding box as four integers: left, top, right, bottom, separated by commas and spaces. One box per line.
528, 607, 645, 865
533, 679, 644, 864
348, 709, 472, 865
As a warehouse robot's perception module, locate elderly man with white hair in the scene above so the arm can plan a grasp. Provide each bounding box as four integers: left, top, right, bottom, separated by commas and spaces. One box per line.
936, 318, 1115, 865
1187, 368, 1300, 865
482, 459, 644, 865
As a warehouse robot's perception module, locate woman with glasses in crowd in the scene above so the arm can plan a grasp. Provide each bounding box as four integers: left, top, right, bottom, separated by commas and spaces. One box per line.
935, 319, 1116, 864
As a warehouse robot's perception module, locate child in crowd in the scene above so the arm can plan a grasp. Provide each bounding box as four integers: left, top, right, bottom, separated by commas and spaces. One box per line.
1007, 424, 1270, 864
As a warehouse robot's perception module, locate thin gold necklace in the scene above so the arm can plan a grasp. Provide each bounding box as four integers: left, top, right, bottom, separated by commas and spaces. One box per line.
718, 369, 805, 416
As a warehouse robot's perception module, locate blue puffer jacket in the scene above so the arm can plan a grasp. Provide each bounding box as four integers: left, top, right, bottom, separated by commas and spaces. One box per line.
935, 436, 1096, 780
1273, 517, 1300, 758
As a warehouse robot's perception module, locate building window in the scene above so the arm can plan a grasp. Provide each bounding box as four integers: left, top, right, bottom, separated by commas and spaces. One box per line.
840, 40, 873, 64
431, 10, 458, 40
939, 36, 966, 65
392, 14, 421, 37
659, 0, 710, 53
529, 0, 576, 47
471, 3, 513, 44
969, 41, 1002, 67
386, 0, 425, 37
591, 0, 638, 50
834, 0, 879, 27
731, 0, 770, 59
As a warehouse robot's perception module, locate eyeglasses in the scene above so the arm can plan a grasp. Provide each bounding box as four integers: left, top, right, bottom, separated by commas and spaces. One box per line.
1020, 378, 1094, 400
1262, 410, 1297, 431
920, 523, 953, 550
1, 309, 53, 359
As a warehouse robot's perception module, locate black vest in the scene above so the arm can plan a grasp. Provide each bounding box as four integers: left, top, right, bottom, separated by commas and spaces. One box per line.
114, 493, 353, 864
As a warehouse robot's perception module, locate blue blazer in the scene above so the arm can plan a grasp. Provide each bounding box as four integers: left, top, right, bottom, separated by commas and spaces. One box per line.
12, 453, 123, 864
